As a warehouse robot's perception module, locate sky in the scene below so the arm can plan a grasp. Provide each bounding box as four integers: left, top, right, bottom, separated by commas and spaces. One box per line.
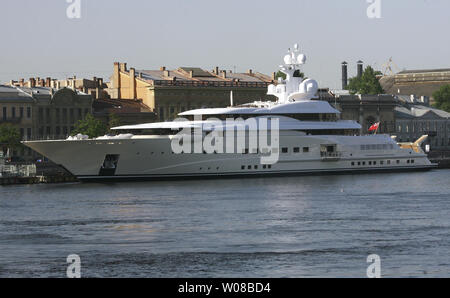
1, 0, 449, 89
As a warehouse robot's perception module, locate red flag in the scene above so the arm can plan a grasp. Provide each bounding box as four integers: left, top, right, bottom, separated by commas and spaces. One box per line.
369, 122, 380, 132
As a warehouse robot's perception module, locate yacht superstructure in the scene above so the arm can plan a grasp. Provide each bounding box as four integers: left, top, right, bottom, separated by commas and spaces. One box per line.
24, 44, 436, 181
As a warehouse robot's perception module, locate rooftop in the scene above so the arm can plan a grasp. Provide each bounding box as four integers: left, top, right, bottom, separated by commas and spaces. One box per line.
119, 63, 273, 88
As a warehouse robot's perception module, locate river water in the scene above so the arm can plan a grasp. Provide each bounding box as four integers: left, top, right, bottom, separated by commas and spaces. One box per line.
0, 170, 449, 278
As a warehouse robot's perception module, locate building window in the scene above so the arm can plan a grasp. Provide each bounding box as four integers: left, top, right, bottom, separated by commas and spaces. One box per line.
46, 127, 51, 136
62, 108, 68, 123
303, 147, 309, 153
46, 108, 51, 124
293, 147, 300, 153
55, 108, 60, 123
39, 108, 44, 121
20, 128, 24, 139
2, 107, 6, 120
27, 128, 32, 140
63, 127, 68, 136
159, 107, 165, 121
56, 127, 61, 136
282, 147, 288, 153
20, 107, 24, 118
12, 107, 16, 118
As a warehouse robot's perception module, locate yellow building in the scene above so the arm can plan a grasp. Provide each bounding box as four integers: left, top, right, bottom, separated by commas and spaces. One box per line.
109, 62, 276, 121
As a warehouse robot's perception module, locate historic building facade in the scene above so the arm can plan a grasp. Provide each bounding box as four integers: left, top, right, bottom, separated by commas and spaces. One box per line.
108, 62, 276, 121
394, 95, 450, 150
0, 85, 92, 159
379, 69, 450, 101
321, 93, 397, 134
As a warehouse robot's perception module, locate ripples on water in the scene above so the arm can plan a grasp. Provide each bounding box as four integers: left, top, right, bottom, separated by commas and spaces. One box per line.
0, 170, 449, 277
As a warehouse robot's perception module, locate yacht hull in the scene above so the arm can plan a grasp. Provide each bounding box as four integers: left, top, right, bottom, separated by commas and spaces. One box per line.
24, 134, 436, 182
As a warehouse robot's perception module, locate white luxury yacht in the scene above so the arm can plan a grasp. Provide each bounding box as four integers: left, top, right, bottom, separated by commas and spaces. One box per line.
24, 44, 435, 181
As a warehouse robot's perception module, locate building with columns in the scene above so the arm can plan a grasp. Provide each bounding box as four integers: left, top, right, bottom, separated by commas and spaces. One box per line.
0, 85, 92, 160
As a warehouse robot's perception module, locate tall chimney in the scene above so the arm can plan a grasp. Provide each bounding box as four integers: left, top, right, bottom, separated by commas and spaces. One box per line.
341, 62, 348, 89
215, 66, 219, 75
130, 68, 136, 99
119, 62, 127, 72
247, 69, 253, 75
357, 60, 363, 78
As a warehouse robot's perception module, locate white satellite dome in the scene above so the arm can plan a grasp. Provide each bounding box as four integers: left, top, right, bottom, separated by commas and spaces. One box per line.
297, 54, 306, 65
284, 54, 293, 65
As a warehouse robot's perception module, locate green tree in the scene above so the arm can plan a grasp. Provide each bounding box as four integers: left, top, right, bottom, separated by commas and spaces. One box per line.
432, 84, 450, 112
275, 71, 286, 80
275, 70, 305, 81
0, 123, 21, 155
346, 66, 384, 95
108, 113, 121, 131
71, 114, 108, 138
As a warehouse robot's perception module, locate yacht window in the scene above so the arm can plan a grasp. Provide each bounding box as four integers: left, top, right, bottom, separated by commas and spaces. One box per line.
380, 161, 384, 165
263, 165, 267, 169
369, 161, 372, 165
248, 165, 252, 170
411, 160, 415, 164
358, 162, 361, 166
362, 162, 366, 166
293, 147, 300, 153
254, 165, 258, 170
397, 160, 400, 164
407, 160, 410, 164
282, 147, 288, 154
241, 166, 245, 170
374, 161, 377, 165
387, 160, 391, 165
268, 165, 272, 169
303, 147, 309, 153
351, 162, 355, 166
